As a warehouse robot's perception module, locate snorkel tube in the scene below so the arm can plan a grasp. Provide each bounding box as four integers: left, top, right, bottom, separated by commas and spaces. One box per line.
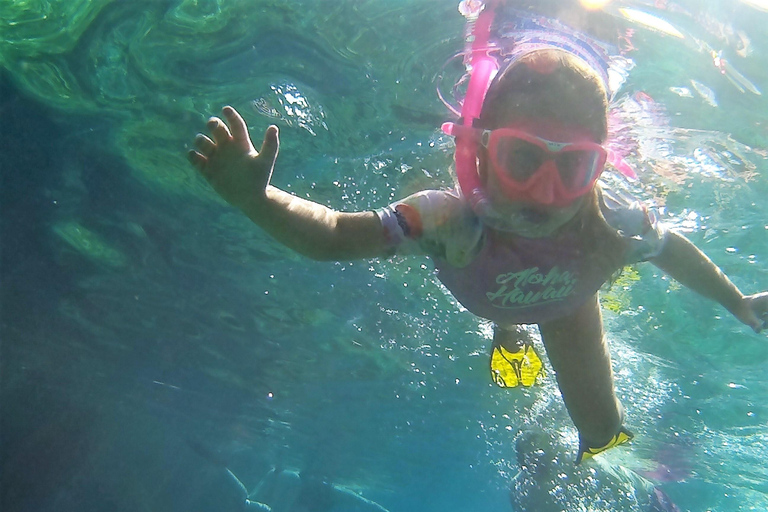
442, 0, 499, 213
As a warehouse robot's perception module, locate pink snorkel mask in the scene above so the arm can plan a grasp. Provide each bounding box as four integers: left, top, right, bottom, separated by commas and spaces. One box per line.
441, 1, 636, 227
448, 122, 608, 207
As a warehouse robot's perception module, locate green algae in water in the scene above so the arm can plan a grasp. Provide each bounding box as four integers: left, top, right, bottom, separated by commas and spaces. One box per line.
0, 0, 111, 59
53, 221, 127, 268
601, 265, 642, 314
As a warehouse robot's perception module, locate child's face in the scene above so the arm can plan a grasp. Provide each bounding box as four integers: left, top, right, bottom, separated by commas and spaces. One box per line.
479, 118, 600, 237
484, 185, 587, 237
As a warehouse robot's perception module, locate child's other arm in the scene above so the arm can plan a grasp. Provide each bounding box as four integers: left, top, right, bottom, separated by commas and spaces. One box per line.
651, 231, 768, 333
188, 106, 389, 261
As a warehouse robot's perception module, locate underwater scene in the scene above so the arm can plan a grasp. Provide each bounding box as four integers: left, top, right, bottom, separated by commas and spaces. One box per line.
2, 0, 767, 511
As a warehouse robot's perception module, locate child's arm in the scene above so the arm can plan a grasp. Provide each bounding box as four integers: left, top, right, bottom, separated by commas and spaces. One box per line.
188, 106, 389, 261
651, 231, 768, 333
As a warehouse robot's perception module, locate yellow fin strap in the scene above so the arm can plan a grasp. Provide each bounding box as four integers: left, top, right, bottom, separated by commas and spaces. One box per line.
490, 342, 543, 388
576, 428, 634, 464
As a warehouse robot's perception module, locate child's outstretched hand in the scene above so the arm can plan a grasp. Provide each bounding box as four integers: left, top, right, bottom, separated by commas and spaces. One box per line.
188, 106, 278, 211
736, 292, 768, 333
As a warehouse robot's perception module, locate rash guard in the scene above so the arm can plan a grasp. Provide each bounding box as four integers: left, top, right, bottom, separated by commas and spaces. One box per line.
376, 188, 666, 324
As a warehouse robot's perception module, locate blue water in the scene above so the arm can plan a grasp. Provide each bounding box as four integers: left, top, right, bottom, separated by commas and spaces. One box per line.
1, 1, 767, 511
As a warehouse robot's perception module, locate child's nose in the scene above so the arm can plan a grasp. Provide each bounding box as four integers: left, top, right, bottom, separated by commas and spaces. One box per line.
526, 160, 558, 204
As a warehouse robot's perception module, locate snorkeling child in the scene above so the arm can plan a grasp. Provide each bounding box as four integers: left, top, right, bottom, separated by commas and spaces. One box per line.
187, 4, 768, 464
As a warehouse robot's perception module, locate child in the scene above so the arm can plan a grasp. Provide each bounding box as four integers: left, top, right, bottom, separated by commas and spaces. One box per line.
187, 6, 767, 464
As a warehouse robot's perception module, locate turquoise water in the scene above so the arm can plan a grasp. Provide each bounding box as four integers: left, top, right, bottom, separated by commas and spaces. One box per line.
1, 1, 767, 511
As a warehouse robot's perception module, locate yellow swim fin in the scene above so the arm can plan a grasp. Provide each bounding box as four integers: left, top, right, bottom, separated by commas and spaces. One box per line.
489, 340, 543, 388
576, 427, 634, 464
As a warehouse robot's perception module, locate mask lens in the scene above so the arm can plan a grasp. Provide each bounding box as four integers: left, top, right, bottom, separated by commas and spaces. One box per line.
555, 150, 599, 189
496, 138, 546, 182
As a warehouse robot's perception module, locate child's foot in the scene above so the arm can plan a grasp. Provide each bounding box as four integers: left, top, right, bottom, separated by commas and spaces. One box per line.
490, 324, 544, 387
576, 427, 634, 464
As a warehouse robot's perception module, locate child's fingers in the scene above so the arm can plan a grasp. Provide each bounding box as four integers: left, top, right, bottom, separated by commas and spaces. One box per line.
187, 150, 208, 171
194, 133, 216, 156
745, 292, 768, 333
756, 310, 768, 333
259, 125, 280, 164
222, 106, 250, 145
207, 117, 232, 145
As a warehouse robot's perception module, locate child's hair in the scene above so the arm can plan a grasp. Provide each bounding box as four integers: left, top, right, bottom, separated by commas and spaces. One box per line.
479, 48, 626, 276
479, 48, 609, 142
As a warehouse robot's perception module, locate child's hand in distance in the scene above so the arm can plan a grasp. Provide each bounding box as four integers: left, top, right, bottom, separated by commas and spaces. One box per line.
736, 292, 768, 333
189, 106, 278, 211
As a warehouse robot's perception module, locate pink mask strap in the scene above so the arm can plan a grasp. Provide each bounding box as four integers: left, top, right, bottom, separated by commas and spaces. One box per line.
606, 148, 637, 179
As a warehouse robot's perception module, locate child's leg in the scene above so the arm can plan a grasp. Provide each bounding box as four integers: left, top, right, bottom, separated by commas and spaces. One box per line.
538, 294, 624, 447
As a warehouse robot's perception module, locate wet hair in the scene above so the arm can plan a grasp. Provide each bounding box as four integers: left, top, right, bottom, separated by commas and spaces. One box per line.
479, 48, 609, 142
480, 49, 626, 277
